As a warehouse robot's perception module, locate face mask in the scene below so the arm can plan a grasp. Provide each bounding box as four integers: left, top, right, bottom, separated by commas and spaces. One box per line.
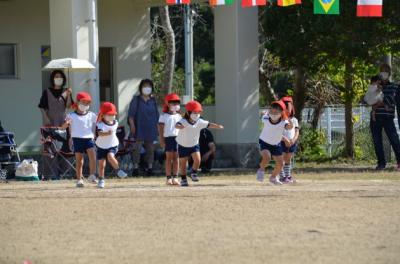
142, 87, 152, 95
190, 113, 200, 121
104, 115, 115, 122
78, 104, 89, 112
170, 105, 180, 112
54, 78, 63, 86
380, 72, 389, 81
270, 114, 281, 122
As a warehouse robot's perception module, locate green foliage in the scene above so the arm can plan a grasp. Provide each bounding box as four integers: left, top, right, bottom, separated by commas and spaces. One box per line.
296, 124, 328, 162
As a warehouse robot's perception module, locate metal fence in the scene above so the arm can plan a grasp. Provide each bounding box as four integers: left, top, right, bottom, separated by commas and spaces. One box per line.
301, 105, 400, 157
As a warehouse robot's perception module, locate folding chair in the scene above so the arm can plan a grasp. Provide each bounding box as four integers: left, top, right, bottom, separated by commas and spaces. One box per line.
115, 126, 135, 175
40, 127, 76, 179
0, 131, 21, 181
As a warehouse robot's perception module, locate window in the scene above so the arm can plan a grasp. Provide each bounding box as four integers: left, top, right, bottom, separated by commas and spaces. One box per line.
0, 44, 17, 79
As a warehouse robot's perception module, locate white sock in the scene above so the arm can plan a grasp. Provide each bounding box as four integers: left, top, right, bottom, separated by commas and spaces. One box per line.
284, 164, 291, 178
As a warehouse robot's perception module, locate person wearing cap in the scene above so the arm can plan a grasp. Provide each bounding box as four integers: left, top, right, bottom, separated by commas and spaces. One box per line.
158, 93, 182, 185
38, 70, 73, 180
175, 100, 224, 187
60, 91, 97, 188
280, 96, 299, 184
257, 100, 293, 185
95, 102, 128, 188
127, 79, 160, 176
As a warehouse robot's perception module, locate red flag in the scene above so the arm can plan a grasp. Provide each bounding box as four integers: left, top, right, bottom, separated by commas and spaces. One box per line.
242, 0, 267, 7
166, 0, 190, 4
357, 0, 382, 17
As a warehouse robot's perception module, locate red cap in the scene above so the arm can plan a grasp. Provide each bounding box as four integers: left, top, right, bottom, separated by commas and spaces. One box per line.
165, 93, 181, 104
271, 100, 286, 111
281, 96, 293, 103
76, 92, 92, 102
185, 100, 203, 112
100, 102, 117, 115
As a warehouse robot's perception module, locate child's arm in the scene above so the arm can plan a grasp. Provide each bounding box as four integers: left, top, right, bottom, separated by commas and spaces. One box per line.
292, 128, 300, 144
97, 130, 112, 136
175, 123, 185, 129
208, 123, 224, 129
285, 119, 293, 130
282, 136, 291, 147
158, 123, 165, 148
59, 118, 71, 130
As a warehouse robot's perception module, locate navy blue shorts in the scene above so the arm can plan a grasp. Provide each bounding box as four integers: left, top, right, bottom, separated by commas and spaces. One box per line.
96, 146, 118, 160
259, 139, 282, 156
72, 138, 95, 153
281, 141, 297, 153
178, 144, 200, 158
165, 136, 178, 152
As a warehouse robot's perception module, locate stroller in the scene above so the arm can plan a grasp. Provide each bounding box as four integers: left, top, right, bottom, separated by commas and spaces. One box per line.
0, 121, 21, 180
115, 126, 135, 175
40, 127, 76, 179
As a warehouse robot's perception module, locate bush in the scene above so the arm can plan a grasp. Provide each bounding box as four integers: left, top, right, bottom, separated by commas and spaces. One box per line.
296, 124, 328, 162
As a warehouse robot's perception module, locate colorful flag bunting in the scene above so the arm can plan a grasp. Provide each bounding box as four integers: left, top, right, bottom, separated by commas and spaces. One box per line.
357, 0, 382, 17
166, 0, 190, 5
210, 0, 234, 6
242, 0, 267, 8
277, 0, 301, 7
314, 0, 339, 15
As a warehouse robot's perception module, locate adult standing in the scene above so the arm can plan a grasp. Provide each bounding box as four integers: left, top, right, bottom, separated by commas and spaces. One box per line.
128, 79, 159, 176
370, 64, 400, 170
38, 70, 73, 179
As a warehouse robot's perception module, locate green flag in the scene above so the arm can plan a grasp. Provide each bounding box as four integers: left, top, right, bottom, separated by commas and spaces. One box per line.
314, 0, 339, 15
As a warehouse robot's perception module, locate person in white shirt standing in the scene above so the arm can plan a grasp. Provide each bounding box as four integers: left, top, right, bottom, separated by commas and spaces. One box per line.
175, 101, 224, 187
158, 93, 182, 186
96, 102, 128, 188
59, 92, 97, 188
280, 96, 299, 184
257, 100, 293, 185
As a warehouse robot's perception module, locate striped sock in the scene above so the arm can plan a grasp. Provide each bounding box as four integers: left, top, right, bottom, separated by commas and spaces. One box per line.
279, 168, 285, 179
284, 164, 291, 178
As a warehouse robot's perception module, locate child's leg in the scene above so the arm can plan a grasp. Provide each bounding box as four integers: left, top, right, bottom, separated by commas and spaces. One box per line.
271, 155, 284, 177
259, 150, 271, 170
106, 153, 119, 170
75, 152, 84, 179
283, 152, 293, 178
179, 157, 188, 178
86, 147, 97, 175
172, 152, 179, 176
190, 152, 201, 171
98, 159, 107, 179
165, 152, 173, 176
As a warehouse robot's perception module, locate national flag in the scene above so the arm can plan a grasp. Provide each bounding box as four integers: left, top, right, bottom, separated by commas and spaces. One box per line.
314, 0, 339, 15
166, 0, 190, 5
357, 0, 382, 17
210, 0, 234, 6
242, 0, 267, 7
277, 0, 301, 7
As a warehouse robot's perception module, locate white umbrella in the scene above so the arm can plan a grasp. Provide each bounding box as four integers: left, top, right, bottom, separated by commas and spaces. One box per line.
43, 58, 96, 88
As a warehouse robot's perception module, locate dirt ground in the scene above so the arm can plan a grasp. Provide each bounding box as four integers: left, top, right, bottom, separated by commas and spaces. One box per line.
1, 172, 400, 264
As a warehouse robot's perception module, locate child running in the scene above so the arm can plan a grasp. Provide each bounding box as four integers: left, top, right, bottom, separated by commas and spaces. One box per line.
96, 102, 128, 188
280, 96, 299, 183
175, 100, 224, 187
257, 100, 293, 185
60, 92, 97, 187
158, 93, 182, 186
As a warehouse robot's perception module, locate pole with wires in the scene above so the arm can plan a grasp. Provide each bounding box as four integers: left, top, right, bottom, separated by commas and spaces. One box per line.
183, 4, 194, 103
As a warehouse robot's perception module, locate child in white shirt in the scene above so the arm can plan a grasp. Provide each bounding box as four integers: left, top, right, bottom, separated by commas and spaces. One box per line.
280, 96, 299, 183
257, 100, 293, 185
96, 102, 127, 188
175, 101, 224, 187
60, 92, 97, 188
158, 93, 182, 186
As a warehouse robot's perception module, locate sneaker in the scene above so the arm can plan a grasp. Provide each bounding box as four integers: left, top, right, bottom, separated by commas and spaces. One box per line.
180, 178, 189, 187
282, 176, 295, 184
256, 169, 265, 182
87, 174, 98, 184
269, 176, 283, 185
117, 170, 128, 178
166, 178, 173, 185
190, 173, 199, 182
375, 165, 386, 171
76, 179, 84, 188
97, 179, 105, 189
172, 177, 180, 185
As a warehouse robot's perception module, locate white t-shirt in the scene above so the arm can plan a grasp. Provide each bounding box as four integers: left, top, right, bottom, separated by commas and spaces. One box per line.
95, 120, 119, 149
158, 113, 182, 137
364, 84, 383, 106
67, 111, 97, 139
283, 117, 299, 140
259, 114, 289, 145
176, 118, 209, 147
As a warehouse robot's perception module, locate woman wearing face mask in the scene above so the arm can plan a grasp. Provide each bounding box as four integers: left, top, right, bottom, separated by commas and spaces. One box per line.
128, 79, 160, 176
257, 101, 293, 185
175, 101, 224, 187
38, 70, 73, 180
370, 64, 400, 170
